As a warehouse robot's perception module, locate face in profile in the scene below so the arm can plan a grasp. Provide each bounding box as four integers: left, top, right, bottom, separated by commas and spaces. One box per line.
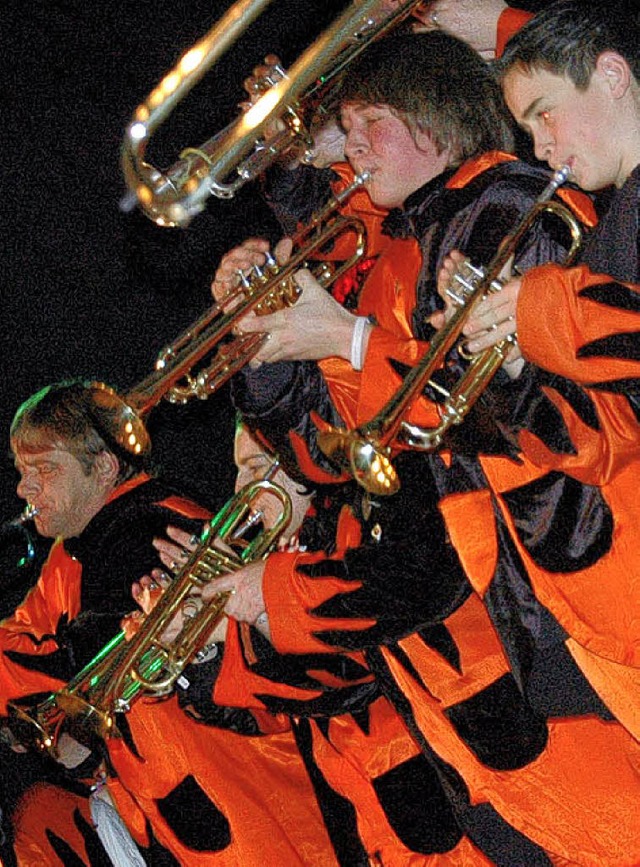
233, 425, 313, 544
13, 440, 114, 539
340, 102, 451, 209
502, 56, 635, 191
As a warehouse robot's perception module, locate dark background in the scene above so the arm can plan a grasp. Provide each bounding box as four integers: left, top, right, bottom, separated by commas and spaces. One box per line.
0, 0, 552, 587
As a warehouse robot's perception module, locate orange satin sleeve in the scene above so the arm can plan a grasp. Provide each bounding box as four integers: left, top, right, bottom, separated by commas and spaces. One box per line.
486, 458, 640, 669
517, 263, 640, 384
517, 387, 640, 485
259, 506, 382, 656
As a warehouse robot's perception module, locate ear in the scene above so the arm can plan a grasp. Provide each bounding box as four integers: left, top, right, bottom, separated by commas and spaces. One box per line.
93, 449, 121, 487
596, 52, 631, 99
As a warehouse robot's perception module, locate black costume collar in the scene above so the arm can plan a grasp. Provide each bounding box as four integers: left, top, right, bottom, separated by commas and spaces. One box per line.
382, 169, 457, 240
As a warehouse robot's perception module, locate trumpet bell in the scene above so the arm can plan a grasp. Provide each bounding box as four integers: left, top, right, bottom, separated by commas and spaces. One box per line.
317, 429, 399, 496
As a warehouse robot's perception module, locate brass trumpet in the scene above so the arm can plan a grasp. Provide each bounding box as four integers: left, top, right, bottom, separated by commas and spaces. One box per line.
7, 479, 291, 759
88, 171, 369, 461
121, 0, 423, 226
129, 171, 369, 411
318, 165, 583, 496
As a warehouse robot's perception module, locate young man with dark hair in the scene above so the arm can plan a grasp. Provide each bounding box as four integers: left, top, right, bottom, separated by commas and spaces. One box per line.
454, 0, 640, 740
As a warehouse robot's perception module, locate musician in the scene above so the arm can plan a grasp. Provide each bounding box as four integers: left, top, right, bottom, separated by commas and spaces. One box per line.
0, 381, 335, 866
441, 0, 640, 738
0, 380, 207, 862
208, 30, 640, 865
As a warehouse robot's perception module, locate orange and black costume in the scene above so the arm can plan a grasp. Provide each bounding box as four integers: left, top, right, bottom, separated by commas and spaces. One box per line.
230, 153, 640, 863
0, 475, 336, 866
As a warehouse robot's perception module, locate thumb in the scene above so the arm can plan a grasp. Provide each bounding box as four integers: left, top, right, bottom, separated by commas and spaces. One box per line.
275, 236, 293, 265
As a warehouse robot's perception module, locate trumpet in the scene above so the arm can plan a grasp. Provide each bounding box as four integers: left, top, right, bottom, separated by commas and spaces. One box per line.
89, 171, 368, 460
7, 479, 291, 759
318, 165, 583, 496
129, 171, 368, 411
121, 0, 423, 226
0, 505, 39, 571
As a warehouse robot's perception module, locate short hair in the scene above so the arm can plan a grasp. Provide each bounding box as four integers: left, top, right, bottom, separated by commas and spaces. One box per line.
496, 1, 640, 88
10, 379, 150, 482
336, 31, 516, 166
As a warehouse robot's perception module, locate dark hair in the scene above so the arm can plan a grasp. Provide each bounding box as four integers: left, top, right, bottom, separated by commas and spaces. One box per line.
337, 31, 515, 166
10, 379, 150, 483
496, 1, 640, 88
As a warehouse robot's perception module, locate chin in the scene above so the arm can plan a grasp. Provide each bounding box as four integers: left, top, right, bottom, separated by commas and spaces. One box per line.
370, 189, 402, 210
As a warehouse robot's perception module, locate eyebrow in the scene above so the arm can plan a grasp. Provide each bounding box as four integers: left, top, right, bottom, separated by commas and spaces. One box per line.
520, 96, 545, 123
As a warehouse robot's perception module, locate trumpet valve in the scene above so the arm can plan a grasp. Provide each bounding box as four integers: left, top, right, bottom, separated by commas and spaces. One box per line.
350, 440, 399, 496
445, 259, 484, 307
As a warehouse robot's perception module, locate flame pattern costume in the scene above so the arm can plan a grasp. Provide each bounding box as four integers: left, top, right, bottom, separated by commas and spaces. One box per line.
226, 153, 640, 865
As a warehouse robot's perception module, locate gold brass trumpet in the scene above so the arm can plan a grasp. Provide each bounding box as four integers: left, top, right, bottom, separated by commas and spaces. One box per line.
87, 171, 368, 461
129, 171, 369, 411
121, 0, 423, 226
318, 165, 583, 496
7, 479, 291, 758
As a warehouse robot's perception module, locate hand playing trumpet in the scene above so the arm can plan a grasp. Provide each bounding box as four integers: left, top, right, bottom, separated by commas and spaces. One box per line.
127, 527, 228, 651
211, 236, 369, 367
434, 248, 524, 378
151, 523, 271, 639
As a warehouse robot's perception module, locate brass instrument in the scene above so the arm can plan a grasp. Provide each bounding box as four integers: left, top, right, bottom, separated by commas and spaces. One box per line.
318, 165, 583, 496
7, 479, 291, 759
134, 171, 368, 408
121, 0, 423, 226
90, 170, 369, 459
0, 506, 38, 571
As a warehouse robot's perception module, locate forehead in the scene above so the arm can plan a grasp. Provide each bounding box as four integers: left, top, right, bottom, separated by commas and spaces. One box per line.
340, 101, 390, 120
234, 426, 269, 463
13, 443, 76, 467
502, 66, 579, 121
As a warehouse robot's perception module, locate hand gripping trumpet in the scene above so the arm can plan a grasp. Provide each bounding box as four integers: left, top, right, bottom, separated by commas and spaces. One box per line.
318, 165, 582, 496
7, 479, 291, 759
121, 0, 423, 226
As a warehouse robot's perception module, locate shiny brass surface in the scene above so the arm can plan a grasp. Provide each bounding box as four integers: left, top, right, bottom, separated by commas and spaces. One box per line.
121, 0, 423, 226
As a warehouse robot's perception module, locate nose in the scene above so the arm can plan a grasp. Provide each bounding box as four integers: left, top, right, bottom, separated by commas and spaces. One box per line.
344, 126, 369, 161
17, 472, 39, 500
532, 130, 554, 165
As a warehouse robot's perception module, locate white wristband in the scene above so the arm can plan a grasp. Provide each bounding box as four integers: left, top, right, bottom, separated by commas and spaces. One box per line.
350, 316, 370, 371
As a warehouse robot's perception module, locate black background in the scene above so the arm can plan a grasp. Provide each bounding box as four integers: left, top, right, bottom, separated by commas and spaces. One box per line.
1, 0, 355, 524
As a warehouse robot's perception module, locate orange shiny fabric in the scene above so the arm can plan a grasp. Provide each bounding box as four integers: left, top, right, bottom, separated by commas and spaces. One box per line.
383, 642, 640, 865
303, 153, 640, 860
305, 696, 494, 867
12, 782, 98, 866
0, 540, 80, 714
108, 693, 337, 866
518, 263, 640, 386
495, 8, 535, 57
